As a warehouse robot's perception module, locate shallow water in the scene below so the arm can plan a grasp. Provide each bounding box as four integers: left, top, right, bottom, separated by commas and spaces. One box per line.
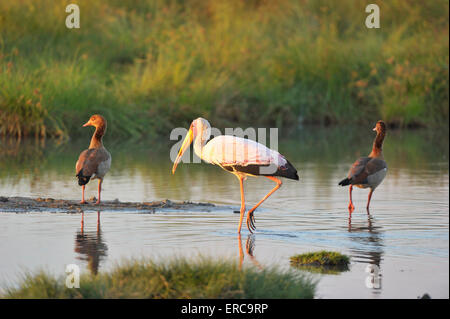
0, 126, 448, 298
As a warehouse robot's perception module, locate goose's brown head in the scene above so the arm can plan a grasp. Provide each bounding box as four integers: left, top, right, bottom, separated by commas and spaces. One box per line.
83, 114, 107, 129
373, 120, 386, 134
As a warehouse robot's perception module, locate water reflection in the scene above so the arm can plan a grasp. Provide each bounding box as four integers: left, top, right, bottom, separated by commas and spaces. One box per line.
348, 213, 383, 295
348, 213, 383, 265
238, 234, 262, 270
0, 126, 447, 299
1, 126, 448, 194
74, 211, 108, 275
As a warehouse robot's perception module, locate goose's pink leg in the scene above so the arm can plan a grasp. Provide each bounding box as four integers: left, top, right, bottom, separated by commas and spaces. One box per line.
366, 189, 374, 211
348, 185, 355, 213
246, 176, 282, 232
95, 179, 102, 205
80, 185, 86, 204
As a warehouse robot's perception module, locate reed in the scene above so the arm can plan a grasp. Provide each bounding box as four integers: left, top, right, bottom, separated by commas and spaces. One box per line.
0, 0, 448, 138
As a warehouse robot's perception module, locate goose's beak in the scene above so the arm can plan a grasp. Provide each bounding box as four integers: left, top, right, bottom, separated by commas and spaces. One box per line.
172, 126, 194, 174
372, 127, 377, 131
83, 120, 92, 127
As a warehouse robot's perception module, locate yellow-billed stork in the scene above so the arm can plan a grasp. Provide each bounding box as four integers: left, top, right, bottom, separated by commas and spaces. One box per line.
172, 118, 299, 233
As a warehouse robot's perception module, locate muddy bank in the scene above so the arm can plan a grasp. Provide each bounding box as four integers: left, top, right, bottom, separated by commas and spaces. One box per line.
0, 196, 216, 213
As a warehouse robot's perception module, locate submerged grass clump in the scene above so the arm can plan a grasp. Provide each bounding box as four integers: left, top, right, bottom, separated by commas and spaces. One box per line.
290, 251, 350, 274
290, 251, 350, 266
3, 257, 316, 299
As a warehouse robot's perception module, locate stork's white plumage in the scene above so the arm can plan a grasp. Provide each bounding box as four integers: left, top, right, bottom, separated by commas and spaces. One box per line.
201, 135, 288, 167
172, 118, 299, 233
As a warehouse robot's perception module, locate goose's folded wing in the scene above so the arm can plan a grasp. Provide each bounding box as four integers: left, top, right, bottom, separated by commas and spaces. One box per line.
365, 158, 388, 175
347, 157, 387, 184
76, 149, 89, 174
76, 148, 110, 176
347, 157, 371, 184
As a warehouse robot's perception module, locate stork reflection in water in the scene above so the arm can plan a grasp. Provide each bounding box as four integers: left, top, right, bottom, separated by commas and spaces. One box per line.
238, 234, 262, 270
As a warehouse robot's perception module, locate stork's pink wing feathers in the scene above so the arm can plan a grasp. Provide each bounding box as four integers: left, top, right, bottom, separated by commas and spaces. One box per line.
201, 135, 287, 167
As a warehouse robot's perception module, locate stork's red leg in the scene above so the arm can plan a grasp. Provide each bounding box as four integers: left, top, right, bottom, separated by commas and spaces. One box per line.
348, 185, 355, 213
237, 176, 246, 234
80, 185, 86, 204
366, 189, 374, 211
95, 179, 102, 205
246, 176, 282, 232
238, 233, 244, 270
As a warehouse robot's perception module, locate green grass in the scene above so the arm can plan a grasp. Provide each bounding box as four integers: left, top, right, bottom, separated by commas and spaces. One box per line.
290, 251, 350, 266
290, 251, 350, 274
3, 256, 316, 299
0, 0, 448, 139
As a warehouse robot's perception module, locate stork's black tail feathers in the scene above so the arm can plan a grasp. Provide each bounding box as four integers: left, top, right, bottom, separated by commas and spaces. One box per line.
338, 178, 351, 186
280, 159, 299, 180
76, 170, 91, 186
223, 159, 299, 180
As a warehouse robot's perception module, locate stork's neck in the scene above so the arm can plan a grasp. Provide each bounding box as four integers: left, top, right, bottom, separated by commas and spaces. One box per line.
368, 131, 385, 159
193, 134, 207, 160
89, 125, 105, 149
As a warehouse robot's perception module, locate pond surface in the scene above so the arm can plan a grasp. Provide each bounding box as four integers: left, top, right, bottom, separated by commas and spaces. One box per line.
0, 126, 448, 298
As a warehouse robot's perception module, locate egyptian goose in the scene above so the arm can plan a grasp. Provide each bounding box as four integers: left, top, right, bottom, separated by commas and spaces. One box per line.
339, 120, 387, 212
76, 115, 111, 204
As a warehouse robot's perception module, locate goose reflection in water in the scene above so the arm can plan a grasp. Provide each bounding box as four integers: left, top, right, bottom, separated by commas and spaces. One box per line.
348, 212, 383, 294
74, 211, 108, 275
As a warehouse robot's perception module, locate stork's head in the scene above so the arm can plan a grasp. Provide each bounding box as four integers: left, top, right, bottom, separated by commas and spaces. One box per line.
172, 117, 211, 174
191, 117, 211, 142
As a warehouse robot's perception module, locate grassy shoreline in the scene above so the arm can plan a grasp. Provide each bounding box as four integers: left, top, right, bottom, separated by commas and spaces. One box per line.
1, 0, 448, 139
2, 257, 316, 299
